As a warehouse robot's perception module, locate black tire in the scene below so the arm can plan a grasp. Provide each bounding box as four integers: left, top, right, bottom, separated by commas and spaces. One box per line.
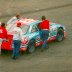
56, 28, 64, 42
27, 39, 36, 53
1, 49, 7, 55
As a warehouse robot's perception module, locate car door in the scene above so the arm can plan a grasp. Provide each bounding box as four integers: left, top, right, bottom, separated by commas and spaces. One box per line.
29, 25, 41, 46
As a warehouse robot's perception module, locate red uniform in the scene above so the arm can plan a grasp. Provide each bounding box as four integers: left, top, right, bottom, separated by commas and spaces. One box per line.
39, 20, 50, 30
0, 27, 8, 39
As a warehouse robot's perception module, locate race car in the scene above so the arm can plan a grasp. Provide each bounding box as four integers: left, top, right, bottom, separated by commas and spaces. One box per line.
1, 18, 66, 53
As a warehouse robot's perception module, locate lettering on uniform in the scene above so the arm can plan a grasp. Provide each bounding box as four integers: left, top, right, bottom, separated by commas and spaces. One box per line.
14, 31, 19, 34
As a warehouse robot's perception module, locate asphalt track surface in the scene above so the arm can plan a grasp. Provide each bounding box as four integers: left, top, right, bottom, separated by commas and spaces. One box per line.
0, 0, 72, 72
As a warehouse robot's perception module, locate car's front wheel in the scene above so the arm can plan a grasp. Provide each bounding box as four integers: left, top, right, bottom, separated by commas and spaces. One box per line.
56, 28, 64, 42
27, 39, 36, 53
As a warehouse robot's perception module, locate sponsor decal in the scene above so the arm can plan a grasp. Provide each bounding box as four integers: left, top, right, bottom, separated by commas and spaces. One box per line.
36, 36, 40, 40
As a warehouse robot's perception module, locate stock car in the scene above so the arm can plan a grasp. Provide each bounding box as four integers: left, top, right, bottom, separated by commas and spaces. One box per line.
1, 18, 66, 53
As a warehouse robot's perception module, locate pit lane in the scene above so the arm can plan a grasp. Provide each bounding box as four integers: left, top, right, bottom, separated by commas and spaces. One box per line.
0, 0, 72, 72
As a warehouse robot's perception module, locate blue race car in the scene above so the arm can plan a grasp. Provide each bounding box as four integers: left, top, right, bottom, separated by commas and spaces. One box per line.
1, 18, 66, 53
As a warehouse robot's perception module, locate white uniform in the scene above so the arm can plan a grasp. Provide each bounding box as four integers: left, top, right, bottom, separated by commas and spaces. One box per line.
13, 27, 23, 41
0, 38, 2, 55
7, 16, 19, 25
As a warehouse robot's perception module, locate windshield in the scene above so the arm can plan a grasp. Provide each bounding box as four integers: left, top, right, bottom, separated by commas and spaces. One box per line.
7, 17, 29, 34
21, 25, 29, 34
6, 23, 29, 34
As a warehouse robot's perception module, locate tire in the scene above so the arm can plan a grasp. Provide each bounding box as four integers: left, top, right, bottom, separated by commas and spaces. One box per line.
27, 39, 36, 53
1, 49, 7, 55
56, 28, 64, 42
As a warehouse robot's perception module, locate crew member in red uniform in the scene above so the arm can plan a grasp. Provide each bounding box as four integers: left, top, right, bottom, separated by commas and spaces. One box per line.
0, 22, 8, 54
39, 16, 50, 51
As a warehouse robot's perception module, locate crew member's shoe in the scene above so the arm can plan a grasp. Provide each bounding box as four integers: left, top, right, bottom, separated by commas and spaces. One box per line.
41, 48, 44, 52
12, 56, 17, 60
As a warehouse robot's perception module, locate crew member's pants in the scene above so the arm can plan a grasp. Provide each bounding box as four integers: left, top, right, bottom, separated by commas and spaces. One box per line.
0, 38, 3, 55
13, 40, 21, 59
41, 30, 49, 49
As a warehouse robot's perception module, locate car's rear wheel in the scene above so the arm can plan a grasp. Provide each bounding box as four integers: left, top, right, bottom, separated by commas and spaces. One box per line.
27, 39, 36, 53
56, 28, 64, 42
1, 49, 8, 55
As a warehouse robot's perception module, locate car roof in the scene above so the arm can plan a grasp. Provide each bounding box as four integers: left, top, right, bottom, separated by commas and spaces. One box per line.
18, 18, 41, 26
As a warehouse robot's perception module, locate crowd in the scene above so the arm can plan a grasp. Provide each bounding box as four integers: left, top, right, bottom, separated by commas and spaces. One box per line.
0, 13, 50, 60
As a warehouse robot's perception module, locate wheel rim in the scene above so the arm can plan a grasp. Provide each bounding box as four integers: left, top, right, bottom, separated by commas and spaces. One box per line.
57, 30, 64, 41
57, 34, 63, 41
